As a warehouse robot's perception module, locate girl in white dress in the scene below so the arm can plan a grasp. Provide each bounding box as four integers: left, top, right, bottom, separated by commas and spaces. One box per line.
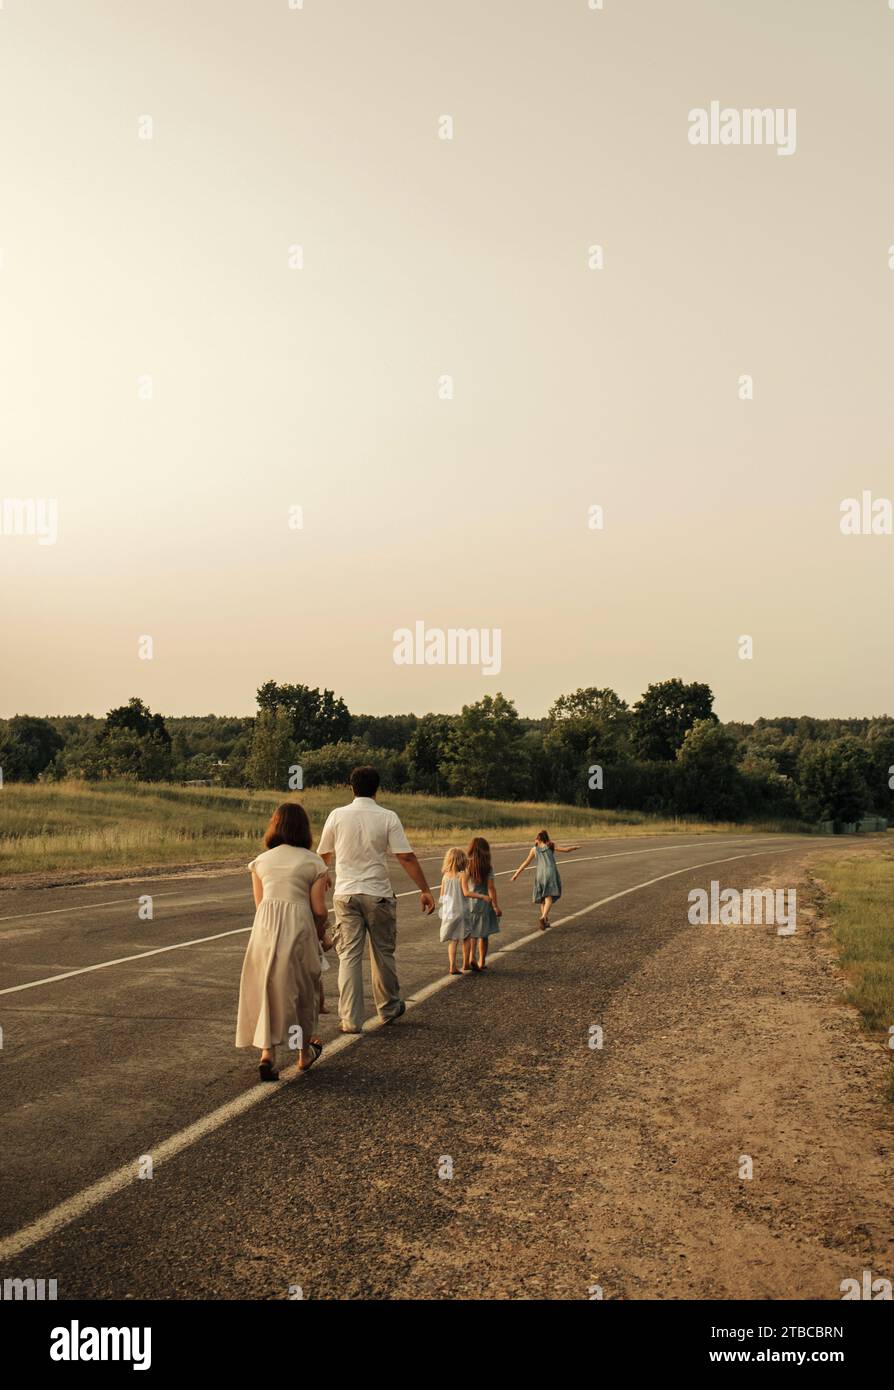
236, 802, 330, 1081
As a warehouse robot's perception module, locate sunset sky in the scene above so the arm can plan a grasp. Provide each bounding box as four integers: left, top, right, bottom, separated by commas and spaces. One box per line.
1, 0, 892, 722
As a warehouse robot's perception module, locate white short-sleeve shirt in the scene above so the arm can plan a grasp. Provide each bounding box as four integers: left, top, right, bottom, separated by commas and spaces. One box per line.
316, 796, 412, 898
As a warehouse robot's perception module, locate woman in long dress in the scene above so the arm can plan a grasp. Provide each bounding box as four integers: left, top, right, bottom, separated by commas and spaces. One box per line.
510, 830, 579, 929
236, 802, 330, 1081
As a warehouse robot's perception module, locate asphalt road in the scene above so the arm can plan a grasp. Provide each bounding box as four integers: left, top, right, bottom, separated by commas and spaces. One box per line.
0, 830, 835, 1298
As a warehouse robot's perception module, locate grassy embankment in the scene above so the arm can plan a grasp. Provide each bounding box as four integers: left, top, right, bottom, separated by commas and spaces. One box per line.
815, 846, 894, 1099
0, 780, 789, 879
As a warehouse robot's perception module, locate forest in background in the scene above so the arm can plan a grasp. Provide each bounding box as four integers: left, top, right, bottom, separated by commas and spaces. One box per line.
1, 678, 892, 827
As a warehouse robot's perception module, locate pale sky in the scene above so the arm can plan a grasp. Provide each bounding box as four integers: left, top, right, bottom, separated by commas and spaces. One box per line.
1, 0, 892, 722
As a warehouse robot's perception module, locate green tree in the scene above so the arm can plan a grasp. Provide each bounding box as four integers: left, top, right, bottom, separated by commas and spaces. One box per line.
93, 728, 173, 781
256, 681, 350, 749
544, 686, 630, 802
0, 715, 64, 781
300, 740, 407, 790
351, 713, 418, 750
405, 714, 454, 793
104, 697, 171, 746
675, 719, 744, 819
547, 687, 630, 758
245, 708, 297, 791
864, 721, 894, 814
742, 726, 801, 780
632, 679, 716, 761
797, 737, 871, 824
77, 698, 174, 781
518, 726, 554, 802
218, 727, 253, 787
47, 726, 103, 781
439, 693, 523, 798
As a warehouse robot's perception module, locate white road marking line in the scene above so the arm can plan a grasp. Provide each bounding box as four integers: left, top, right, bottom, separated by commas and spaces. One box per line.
0, 928, 258, 997
0, 892, 182, 924
0, 837, 784, 996
0, 839, 819, 1263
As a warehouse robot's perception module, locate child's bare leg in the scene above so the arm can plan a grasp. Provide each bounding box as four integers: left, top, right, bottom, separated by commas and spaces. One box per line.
447, 939, 459, 972
478, 937, 489, 968
462, 937, 474, 970
540, 895, 553, 926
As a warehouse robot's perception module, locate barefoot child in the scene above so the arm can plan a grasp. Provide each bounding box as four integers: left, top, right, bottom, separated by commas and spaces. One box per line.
466, 836, 502, 971
511, 830, 579, 928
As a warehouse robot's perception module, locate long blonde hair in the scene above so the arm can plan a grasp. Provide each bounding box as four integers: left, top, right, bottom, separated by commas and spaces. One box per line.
441, 847, 467, 876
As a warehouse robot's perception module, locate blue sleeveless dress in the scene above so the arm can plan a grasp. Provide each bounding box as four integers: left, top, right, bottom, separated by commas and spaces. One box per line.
532, 844, 562, 903
467, 877, 500, 938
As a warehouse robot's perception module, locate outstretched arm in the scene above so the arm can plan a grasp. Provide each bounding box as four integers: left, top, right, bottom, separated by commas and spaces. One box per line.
555, 844, 579, 853
396, 852, 436, 913
510, 848, 535, 881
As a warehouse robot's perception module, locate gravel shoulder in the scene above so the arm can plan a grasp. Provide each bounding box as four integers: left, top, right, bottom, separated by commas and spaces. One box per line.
392, 846, 893, 1299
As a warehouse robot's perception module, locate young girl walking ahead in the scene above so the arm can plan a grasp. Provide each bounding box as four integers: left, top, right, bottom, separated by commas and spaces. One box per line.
511, 829, 579, 929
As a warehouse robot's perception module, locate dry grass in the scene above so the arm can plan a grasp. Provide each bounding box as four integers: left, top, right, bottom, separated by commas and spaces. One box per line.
816, 845, 894, 1098
0, 780, 783, 879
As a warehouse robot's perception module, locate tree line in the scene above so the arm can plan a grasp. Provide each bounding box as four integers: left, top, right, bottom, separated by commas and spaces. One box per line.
2, 679, 892, 826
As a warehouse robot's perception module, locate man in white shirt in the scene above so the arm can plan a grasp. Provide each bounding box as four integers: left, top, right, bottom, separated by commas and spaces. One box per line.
317, 765, 435, 1033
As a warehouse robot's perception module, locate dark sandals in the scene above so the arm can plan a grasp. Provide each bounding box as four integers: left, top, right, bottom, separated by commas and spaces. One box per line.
298, 1040, 323, 1073
260, 1036, 323, 1081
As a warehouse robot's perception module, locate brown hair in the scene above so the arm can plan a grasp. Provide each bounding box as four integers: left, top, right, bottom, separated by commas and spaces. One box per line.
350, 765, 380, 797
466, 836, 492, 885
264, 801, 312, 850
536, 829, 556, 852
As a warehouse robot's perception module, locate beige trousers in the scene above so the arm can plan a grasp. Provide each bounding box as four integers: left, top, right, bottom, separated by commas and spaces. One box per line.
332, 894, 402, 1031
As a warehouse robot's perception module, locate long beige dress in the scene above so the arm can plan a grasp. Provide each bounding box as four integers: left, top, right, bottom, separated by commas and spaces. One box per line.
235, 844, 327, 1051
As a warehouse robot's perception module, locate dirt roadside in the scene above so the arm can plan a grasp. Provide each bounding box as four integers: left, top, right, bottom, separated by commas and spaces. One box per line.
395, 844, 893, 1299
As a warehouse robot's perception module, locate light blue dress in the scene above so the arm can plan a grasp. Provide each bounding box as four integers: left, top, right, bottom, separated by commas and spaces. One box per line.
467, 877, 500, 938
532, 844, 562, 903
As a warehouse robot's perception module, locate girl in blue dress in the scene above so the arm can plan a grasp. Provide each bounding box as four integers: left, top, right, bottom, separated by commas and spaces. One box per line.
465, 836, 502, 971
511, 830, 579, 929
